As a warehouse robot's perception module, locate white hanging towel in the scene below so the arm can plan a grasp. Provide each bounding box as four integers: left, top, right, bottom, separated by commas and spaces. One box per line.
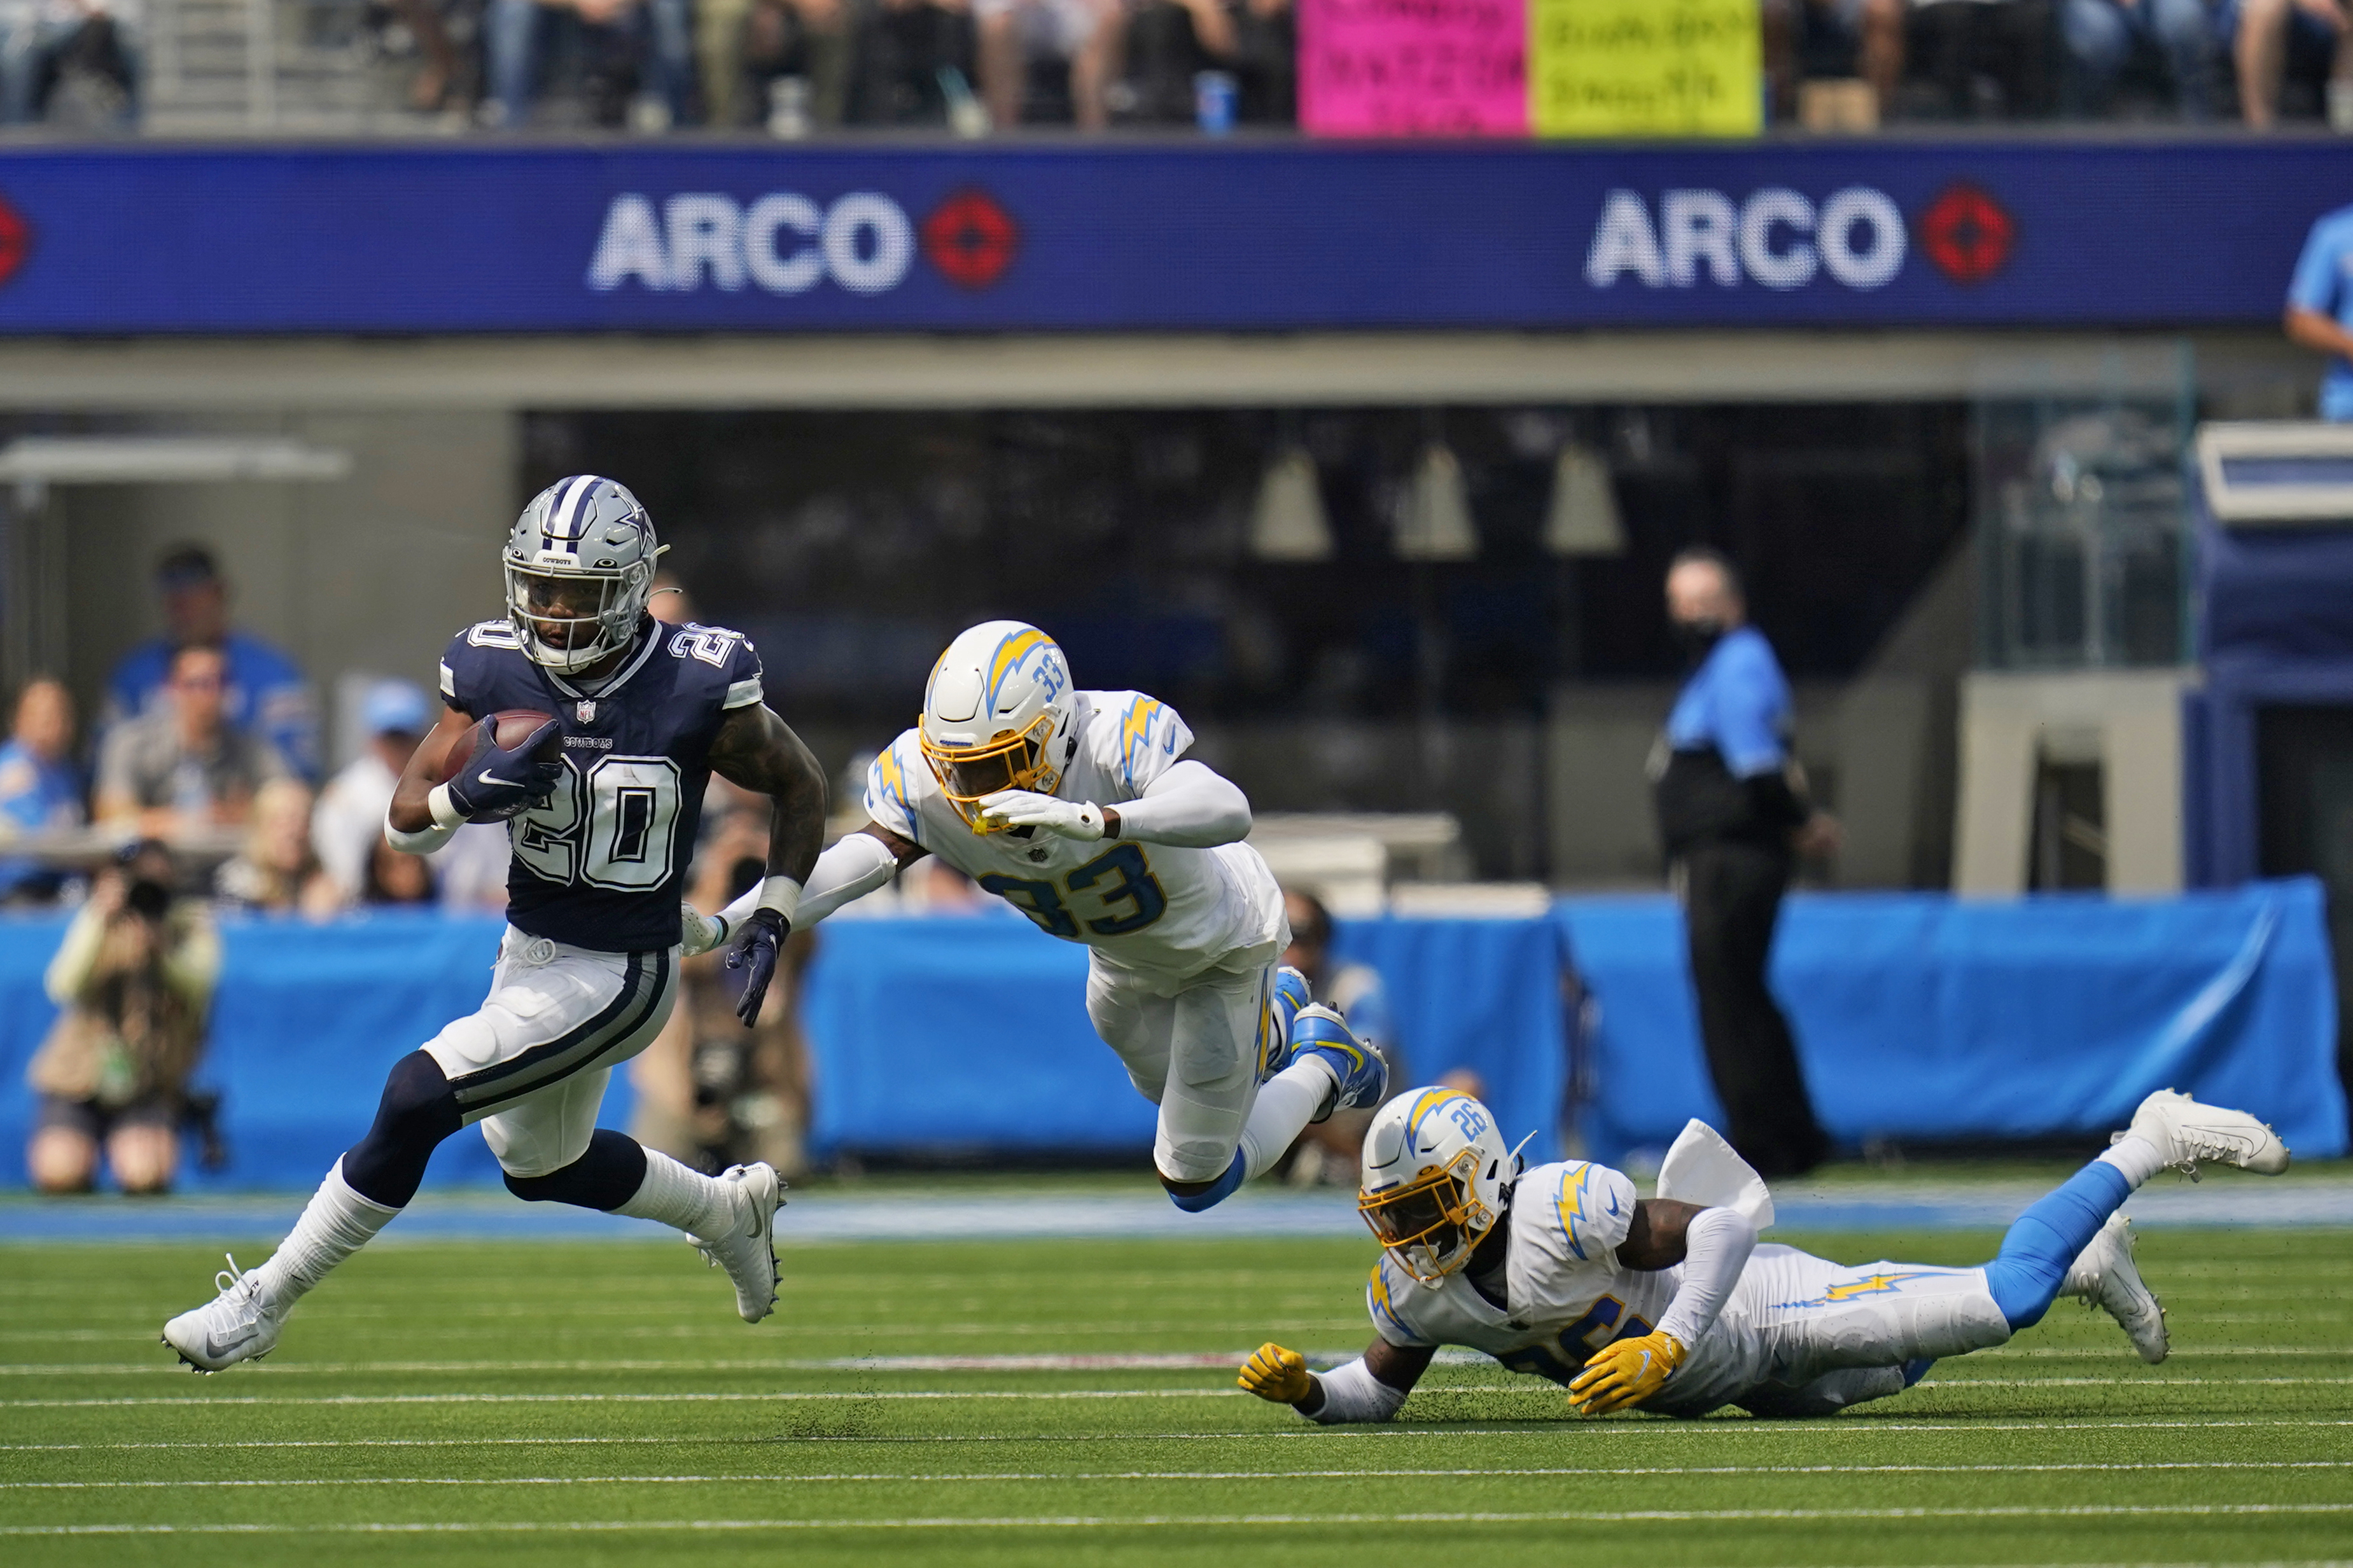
1653, 1118, 1775, 1232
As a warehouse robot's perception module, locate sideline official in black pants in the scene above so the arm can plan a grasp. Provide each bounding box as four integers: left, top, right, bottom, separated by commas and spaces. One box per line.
1651, 548, 1837, 1179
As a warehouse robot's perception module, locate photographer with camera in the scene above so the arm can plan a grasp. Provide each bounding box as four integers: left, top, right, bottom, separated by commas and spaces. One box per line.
24, 840, 222, 1195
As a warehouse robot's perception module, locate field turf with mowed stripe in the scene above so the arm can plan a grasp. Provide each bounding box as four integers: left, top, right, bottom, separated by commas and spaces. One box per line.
2, 1220, 2349, 1566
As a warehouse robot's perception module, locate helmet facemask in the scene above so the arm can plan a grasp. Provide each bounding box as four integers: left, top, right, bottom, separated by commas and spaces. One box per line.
919, 710, 1064, 831
1359, 1147, 1495, 1284
505, 558, 651, 675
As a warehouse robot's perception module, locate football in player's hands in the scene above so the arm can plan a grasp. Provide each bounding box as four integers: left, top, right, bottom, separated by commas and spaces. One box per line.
439, 709, 564, 821
1238, 1342, 1313, 1405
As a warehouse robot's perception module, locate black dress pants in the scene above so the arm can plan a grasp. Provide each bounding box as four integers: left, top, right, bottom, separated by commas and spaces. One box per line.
1679, 836, 1829, 1179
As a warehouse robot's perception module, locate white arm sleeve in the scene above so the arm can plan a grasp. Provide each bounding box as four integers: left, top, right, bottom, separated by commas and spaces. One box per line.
1652, 1205, 1757, 1351
1299, 1357, 1409, 1425
382, 788, 462, 857
715, 829, 899, 935
1107, 759, 1250, 848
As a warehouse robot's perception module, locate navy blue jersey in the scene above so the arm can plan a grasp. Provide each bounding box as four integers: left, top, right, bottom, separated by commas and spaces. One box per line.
439, 615, 765, 953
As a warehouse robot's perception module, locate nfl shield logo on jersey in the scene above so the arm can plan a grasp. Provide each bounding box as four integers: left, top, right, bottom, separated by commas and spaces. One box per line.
575, 700, 597, 724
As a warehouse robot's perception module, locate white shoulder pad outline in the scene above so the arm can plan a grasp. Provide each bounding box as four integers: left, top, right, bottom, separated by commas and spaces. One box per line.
864, 730, 929, 844
1539, 1160, 1637, 1266
1365, 1258, 1437, 1350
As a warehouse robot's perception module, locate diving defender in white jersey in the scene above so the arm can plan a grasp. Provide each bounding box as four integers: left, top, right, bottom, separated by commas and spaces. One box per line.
1239, 1086, 2288, 1423
691, 620, 1386, 1212
164, 476, 828, 1371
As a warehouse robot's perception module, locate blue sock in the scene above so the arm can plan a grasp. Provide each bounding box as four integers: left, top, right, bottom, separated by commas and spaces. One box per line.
1981, 1161, 2132, 1329
1166, 1151, 1247, 1213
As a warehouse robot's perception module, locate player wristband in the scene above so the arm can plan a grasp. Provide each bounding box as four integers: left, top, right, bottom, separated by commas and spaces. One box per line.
755, 876, 804, 927
426, 782, 466, 833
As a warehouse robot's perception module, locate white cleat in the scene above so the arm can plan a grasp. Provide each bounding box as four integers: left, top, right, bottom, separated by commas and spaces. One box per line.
694, 1162, 785, 1323
160, 1254, 284, 1373
2117, 1088, 2291, 1179
2066, 1213, 2168, 1364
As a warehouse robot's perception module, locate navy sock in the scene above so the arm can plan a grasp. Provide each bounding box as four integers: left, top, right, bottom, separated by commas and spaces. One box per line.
1981, 1161, 2132, 1329
1165, 1151, 1247, 1213
342, 1051, 461, 1209
504, 1130, 651, 1211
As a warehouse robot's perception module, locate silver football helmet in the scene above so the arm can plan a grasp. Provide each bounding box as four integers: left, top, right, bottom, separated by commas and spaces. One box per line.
503, 475, 665, 674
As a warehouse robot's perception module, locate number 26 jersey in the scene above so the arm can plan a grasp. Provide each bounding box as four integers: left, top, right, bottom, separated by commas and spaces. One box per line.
864, 689, 1284, 982
439, 615, 765, 954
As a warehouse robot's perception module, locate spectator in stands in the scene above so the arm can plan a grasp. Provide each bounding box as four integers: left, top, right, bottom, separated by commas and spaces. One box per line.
363, 838, 439, 905
107, 545, 315, 783
977, 0, 1121, 127
390, 0, 462, 111
312, 679, 431, 906
844, 0, 979, 123
1910, 0, 2056, 118
1114, 0, 1237, 122
1231, 0, 1294, 123
650, 569, 695, 625
699, 0, 851, 127
214, 778, 340, 917
25, 840, 219, 1195
2231, 0, 2353, 127
631, 782, 813, 1177
1761, 0, 1904, 123
2286, 200, 2353, 420
1652, 546, 1836, 1180
485, 0, 694, 128
1277, 887, 1396, 1186
0, 0, 139, 125
0, 678, 83, 905
2062, 0, 2219, 117
97, 644, 290, 841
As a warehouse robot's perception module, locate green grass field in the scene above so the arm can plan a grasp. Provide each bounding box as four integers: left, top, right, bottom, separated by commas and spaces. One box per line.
3, 1219, 2350, 1567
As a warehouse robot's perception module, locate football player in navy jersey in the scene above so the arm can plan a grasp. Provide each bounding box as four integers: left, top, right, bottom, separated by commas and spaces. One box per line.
164, 476, 827, 1371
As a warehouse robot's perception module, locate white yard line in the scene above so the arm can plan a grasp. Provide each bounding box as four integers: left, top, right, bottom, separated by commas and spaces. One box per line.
8, 1460, 2353, 1489
8, 1503, 2353, 1535
11, 1417, 2353, 1451
0, 1389, 1259, 1408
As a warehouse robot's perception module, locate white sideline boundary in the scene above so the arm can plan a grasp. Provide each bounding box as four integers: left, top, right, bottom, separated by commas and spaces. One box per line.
8, 1503, 2353, 1535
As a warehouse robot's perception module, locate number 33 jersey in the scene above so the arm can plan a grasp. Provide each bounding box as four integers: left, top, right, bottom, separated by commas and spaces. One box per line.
440, 616, 766, 954
864, 689, 1284, 982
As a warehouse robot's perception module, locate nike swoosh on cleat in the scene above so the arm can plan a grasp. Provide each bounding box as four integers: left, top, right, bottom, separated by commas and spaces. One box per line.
203, 1328, 256, 1359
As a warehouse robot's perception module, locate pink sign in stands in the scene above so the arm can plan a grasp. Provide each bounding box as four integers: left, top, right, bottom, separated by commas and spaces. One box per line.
1299, 0, 1530, 137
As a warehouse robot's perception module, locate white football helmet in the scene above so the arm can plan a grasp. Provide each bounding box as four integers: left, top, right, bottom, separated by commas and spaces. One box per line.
504, 475, 664, 675
918, 620, 1076, 831
1358, 1088, 1520, 1284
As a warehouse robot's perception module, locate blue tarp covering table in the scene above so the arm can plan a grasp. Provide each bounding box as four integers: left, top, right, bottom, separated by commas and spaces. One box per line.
0, 889, 2338, 1190
1557, 878, 2347, 1164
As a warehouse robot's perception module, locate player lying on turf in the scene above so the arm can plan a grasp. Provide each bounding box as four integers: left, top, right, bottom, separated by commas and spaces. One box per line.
163, 476, 828, 1372
683, 619, 1385, 1213
1239, 1085, 2289, 1421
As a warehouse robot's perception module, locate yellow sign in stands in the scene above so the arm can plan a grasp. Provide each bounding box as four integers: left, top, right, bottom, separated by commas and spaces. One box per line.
1530, 0, 1761, 137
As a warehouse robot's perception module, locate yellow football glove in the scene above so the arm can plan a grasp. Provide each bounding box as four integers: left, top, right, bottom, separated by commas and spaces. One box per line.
1567, 1330, 1687, 1416
1238, 1342, 1314, 1405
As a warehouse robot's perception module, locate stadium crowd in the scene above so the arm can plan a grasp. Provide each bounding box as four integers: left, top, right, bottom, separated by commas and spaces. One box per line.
4, 0, 2350, 130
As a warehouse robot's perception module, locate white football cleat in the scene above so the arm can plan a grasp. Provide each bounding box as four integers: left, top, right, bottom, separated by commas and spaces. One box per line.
160, 1254, 284, 1373
694, 1162, 785, 1323
2065, 1213, 2167, 1364
2118, 1089, 2290, 1178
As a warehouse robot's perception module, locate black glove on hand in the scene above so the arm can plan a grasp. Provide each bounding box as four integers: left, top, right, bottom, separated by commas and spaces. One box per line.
445, 719, 564, 821
727, 907, 788, 1027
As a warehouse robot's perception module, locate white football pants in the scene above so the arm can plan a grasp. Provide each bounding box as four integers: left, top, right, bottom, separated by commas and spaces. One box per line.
1647, 1244, 2014, 1418
1086, 936, 1287, 1184
421, 926, 680, 1179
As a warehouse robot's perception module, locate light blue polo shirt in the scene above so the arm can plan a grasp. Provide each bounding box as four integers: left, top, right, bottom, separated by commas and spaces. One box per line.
1664, 625, 1792, 779
2287, 204, 2353, 422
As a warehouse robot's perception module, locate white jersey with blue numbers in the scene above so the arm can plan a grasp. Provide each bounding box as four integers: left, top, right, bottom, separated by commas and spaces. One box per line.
440, 616, 765, 954
1367, 1160, 1682, 1391
865, 689, 1283, 982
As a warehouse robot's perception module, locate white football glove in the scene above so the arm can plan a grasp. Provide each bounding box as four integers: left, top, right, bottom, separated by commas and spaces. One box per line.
977, 789, 1105, 840
679, 902, 728, 959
